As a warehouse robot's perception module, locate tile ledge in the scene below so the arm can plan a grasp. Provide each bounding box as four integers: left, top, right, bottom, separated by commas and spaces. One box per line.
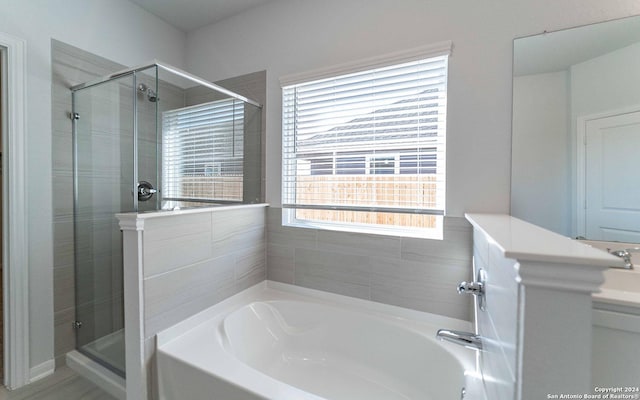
117, 203, 268, 222
465, 213, 623, 267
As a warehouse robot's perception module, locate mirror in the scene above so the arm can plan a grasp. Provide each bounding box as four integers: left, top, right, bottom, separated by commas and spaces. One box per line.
511, 15, 640, 243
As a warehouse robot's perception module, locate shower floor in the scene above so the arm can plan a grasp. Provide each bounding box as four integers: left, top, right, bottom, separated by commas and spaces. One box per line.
80, 329, 125, 374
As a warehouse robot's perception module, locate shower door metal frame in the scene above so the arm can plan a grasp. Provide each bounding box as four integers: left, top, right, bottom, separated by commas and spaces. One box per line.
70, 73, 138, 378
70, 60, 262, 108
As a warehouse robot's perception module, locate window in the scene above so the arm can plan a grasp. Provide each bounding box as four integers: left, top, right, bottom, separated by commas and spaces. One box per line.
162, 98, 244, 205
368, 154, 397, 175
281, 46, 449, 238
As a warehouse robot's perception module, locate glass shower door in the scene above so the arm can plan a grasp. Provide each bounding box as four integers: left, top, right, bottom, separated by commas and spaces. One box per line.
72, 74, 135, 377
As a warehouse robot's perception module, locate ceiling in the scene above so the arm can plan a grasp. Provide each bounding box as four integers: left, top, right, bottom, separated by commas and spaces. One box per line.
129, 0, 275, 32
514, 15, 640, 76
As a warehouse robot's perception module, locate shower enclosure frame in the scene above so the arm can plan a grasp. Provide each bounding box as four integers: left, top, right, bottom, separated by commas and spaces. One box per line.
69, 60, 262, 383
70, 60, 262, 215
70, 60, 261, 106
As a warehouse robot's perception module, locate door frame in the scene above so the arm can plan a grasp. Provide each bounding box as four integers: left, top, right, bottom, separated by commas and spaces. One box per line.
576, 105, 640, 239
0, 31, 30, 390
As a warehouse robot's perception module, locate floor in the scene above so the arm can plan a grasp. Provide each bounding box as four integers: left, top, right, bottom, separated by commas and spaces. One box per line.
0, 367, 116, 400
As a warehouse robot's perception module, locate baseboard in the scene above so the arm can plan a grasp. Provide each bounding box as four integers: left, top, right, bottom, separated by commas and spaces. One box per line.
29, 359, 55, 382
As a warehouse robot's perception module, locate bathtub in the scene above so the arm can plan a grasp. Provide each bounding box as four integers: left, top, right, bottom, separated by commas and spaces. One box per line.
156, 281, 482, 400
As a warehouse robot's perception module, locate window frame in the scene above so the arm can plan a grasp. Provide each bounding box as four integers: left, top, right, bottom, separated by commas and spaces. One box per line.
280, 42, 451, 239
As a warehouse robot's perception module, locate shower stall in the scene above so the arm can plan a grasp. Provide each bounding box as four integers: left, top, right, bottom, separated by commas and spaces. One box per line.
68, 61, 262, 381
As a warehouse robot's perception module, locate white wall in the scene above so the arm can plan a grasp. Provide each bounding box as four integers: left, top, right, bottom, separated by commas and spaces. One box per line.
512, 71, 570, 236
0, 0, 186, 372
185, 0, 640, 215
569, 42, 640, 236
571, 41, 640, 119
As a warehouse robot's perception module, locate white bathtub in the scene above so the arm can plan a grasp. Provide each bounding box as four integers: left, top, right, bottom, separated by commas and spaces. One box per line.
156, 281, 482, 400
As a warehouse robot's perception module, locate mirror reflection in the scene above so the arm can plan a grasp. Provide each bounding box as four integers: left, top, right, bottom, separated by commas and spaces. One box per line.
511, 16, 640, 242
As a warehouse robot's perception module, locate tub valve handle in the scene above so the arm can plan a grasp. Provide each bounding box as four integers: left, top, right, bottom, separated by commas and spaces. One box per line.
457, 281, 483, 295
457, 268, 486, 311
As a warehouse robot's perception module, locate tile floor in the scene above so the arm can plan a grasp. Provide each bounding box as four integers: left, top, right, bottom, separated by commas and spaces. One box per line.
0, 367, 115, 400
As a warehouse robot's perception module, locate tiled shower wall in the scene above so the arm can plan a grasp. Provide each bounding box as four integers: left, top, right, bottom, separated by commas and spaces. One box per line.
52, 40, 130, 367
53, 40, 186, 367
51, 39, 266, 367
266, 207, 474, 321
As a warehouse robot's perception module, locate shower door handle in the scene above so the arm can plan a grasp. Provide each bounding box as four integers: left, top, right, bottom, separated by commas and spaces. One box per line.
137, 181, 157, 201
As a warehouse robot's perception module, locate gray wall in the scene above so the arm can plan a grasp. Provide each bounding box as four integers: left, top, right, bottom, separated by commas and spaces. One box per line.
512, 71, 570, 236
266, 207, 473, 321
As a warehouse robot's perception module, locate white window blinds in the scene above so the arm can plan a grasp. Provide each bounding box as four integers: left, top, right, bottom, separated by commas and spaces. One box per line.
282, 55, 448, 218
162, 98, 244, 202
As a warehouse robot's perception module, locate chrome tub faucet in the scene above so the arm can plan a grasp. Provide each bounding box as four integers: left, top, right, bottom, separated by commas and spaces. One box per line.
607, 247, 640, 270
436, 329, 483, 351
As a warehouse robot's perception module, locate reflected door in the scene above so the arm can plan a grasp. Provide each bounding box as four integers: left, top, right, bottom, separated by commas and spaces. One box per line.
585, 111, 640, 242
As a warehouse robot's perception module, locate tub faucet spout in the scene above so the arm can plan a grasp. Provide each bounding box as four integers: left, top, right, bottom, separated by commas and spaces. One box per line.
607, 247, 640, 269
436, 329, 483, 351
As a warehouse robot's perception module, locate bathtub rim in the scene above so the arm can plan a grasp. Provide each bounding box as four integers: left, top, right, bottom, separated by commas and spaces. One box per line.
156, 280, 482, 399
157, 280, 472, 348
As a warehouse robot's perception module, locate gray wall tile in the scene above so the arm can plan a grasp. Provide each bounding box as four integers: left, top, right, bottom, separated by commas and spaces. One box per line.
316, 229, 401, 259
141, 206, 267, 338
401, 219, 473, 263
235, 244, 266, 282
211, 207, 265, 257
53, 307, 75, 368
371, 257, 471, 320
53, 265, 75, 312
144, 255, 236, 337
266, 206, 474, 321
143, 213, 213, 278
266, 243, 294, 284
294, 247, 371, 300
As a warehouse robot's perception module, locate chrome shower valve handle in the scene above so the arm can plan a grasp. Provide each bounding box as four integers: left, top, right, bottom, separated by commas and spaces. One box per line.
458, 268, 487, 311
457, 281, 483, 295
137, 181, 157, 201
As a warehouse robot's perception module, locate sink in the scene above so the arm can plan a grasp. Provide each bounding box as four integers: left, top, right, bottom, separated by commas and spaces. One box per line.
594, 268, 640, 308
601, 268, 640, 293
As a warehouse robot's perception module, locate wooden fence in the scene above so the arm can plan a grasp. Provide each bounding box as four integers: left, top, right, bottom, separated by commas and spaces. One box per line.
176, 174, 440, 229
178, 176, 243, 201
295, 175, 439, 228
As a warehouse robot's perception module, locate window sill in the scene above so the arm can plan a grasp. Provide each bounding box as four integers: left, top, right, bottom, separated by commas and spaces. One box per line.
282, 217, 444, 240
